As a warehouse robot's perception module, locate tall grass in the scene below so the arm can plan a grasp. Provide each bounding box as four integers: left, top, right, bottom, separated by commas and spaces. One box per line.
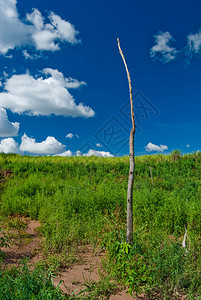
0, 152, 200, 297
0, 261, 69, 299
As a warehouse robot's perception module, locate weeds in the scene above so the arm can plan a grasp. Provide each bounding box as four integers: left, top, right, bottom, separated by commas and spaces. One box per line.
79, 276, 119, 299
36, 252, 77, 275
0, 228, 10, 260
0, 260, 69, 299
0, 152, 200, 297
0, 229, 10, 249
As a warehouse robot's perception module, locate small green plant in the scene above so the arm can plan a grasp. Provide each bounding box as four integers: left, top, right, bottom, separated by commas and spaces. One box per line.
80, 277, 119, 299
0, 229, 10, 249
36, 252, 77, 276
101, 209, 153, 295
0, 228, 10, 260
0, 260, 69, 299
6, 216, 27, 246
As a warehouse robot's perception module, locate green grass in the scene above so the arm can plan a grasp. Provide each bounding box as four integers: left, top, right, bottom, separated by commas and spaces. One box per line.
0, 260, 69, 300
0, 151, 200, 298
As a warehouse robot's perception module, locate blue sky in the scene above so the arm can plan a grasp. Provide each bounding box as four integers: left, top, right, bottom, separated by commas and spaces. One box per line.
0, 0, 200, 157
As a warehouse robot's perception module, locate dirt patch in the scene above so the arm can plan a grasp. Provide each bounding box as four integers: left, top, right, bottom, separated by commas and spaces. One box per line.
2, 218, 42, 266
1, 170, 13, 178
53, 246, 103, 296
53, 246, 138, 299
110, 291, 136, 299
1, 219, 184, 299
0, 169, 13, 185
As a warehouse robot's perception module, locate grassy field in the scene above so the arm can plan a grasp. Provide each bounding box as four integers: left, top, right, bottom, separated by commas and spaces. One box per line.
0, 151, 200, 299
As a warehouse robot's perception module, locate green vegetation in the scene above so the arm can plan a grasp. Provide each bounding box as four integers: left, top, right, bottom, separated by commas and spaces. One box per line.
0, 260, 69, 300
0, 152, 200, 298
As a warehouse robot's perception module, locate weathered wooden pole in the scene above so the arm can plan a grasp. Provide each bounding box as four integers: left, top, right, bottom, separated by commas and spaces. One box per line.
117, 38, 135, 244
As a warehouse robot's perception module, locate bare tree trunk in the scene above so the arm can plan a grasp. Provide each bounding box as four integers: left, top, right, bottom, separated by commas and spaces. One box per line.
149, 166, 154, 186
117, 38, 135, 244
127, 128, 135, 243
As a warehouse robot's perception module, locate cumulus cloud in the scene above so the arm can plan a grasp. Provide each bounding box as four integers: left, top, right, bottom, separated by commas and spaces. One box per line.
187, 30, 201, 54
0, 107, 19, 137
0, 137, 20, 154
48, 12, 79, 45
0, 0, 79, 56
150, 31, 177, 63
66, 133, 73, 139
22, 50, 33, 60
3, 71, 9, 78
54, 150, 72, 157
186, 144, 190, 148
43, 68, 86, 89
76, 150, 81, 156
83, 149, 114, 157
150, 28, 201, 64
66, 133, 79, 138
0, 68, 95, 117
96, 143, 103, 147
184, 30, 201, 64
20, 134, 65, 154
22, 50, 40, 60
64, 78, 86, 89
145, 142, 168, 152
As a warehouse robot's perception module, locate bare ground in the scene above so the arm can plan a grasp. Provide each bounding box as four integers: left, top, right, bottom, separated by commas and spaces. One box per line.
2, 218, 42, 266
1, 218, 137, 299
1, 219, 187, 299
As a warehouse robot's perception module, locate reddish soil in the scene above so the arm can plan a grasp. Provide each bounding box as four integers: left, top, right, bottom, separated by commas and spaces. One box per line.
53, 246, 102, 295
1, 219, 136, 298
2, 218, 42, 266
1, 219, 186, 299
53, 246, 137, 298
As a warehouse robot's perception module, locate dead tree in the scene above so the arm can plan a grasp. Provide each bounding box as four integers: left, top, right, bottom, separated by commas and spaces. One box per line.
117, 38, 135, 244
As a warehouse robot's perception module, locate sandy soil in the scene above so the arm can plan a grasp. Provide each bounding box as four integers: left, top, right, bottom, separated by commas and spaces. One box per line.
53, 247, 102, 295
1, 218, 136, 298
1, 219, 186, 299
2, 218, 41, 266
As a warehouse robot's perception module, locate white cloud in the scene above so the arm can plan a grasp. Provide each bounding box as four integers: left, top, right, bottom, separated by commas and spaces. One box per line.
0, 68, 95, 117
43, 68, 86, 89
0, 107, 19, 137
22, 50, 39, 60
0, 1, 79, 56
54, 150, 72, 157
20, 134, 65, 154
0, 0, 29, 55
66, 133, 73, 139
187, 30, 201, 54
26, 8, 44, 31
49, 12, 80, 45
0, 137, 20, 154
96, 143, 103, 147
31, 27, 59, 52
186, 144, 190, 148
150, 28, 201, 65
150, 31, 177, 63
3, 71, 9, 78
66, 133, 79, 139
22, 50, 33, 60
145, 142, 168, 152
76, 150, 81, 156
83, 149, 114, 157
64, 78, 86, 89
